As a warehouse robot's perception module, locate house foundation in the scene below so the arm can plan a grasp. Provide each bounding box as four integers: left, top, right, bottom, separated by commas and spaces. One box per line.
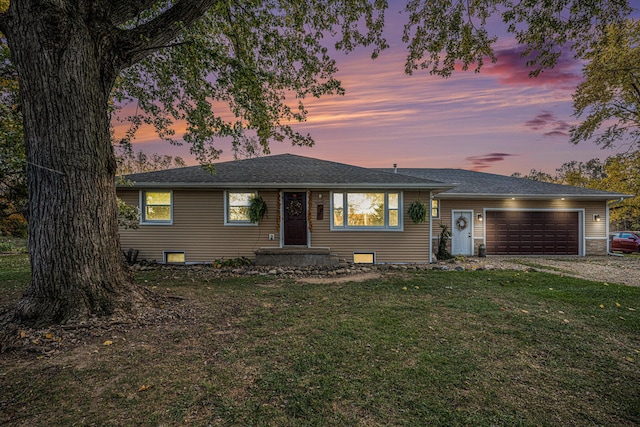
255, 247, 339, 267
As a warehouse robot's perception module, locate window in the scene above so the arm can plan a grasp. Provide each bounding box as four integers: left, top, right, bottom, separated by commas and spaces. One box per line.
353, 252, 376, 264
164, 251, 185, 264
225, 191, 257, 224
431, 199, 440, 219
141, 191, 172, 224
332, 192, 402, 230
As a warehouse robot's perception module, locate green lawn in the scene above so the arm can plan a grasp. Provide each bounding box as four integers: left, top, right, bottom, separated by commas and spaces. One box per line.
0, 237, 27, 254
1, 255, 639, 426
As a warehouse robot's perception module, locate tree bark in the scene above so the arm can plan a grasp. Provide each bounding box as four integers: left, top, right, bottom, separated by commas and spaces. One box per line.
0, 0, 219, 326
3, 2, 147, 326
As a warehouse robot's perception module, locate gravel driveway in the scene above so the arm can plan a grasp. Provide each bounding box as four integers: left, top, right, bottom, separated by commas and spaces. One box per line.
488, 255, 640, 287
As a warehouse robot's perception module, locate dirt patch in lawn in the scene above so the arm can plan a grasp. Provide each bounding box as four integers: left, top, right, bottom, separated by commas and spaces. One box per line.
296, 271, 382, 284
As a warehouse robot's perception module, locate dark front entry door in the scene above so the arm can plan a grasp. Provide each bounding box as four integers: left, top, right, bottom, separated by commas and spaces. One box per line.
283, 192, 307, 246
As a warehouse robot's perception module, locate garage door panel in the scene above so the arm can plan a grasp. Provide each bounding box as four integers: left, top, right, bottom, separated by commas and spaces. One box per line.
486, 211, 579, 255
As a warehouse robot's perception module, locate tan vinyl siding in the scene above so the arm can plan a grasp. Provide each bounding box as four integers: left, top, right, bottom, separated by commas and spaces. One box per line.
119, 189, 433, 263
118, 189, 282, 263
433, 198, 609, 255
118, 188, 612, 262
309, 190, 431, 263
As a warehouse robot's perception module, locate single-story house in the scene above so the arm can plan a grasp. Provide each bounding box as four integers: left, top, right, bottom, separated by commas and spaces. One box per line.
117, 154, 629, 264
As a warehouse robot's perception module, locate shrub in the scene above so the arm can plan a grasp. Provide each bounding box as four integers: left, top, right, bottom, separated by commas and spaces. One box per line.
437, 224, 453, 260
1, 214, 27, 238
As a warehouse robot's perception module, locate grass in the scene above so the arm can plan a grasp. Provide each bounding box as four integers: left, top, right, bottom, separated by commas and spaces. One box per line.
0, 237, 27, 254
1, 255, 639, 426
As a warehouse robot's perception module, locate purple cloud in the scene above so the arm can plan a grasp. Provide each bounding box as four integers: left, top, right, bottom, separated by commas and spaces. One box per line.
465, 153, 518, 171
480, 47, 582, 90
543, 130, 569, 137
524, 110, 570, 137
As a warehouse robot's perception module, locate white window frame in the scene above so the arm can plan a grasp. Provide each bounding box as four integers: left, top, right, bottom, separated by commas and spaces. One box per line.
140, 190, 173, 225
224, 191, 259, 226
331, 191, 403, 231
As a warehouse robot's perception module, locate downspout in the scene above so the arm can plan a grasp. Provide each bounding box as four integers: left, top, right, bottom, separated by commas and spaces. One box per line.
429, 191, 434, 263
607, 197, 625, 257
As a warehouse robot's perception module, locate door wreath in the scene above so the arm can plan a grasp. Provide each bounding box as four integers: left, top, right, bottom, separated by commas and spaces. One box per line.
456, 215, 468, 231
286, 200, 303, 216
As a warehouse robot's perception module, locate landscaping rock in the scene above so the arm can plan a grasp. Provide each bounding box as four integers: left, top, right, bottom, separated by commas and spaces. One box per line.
123, 255, 640, 287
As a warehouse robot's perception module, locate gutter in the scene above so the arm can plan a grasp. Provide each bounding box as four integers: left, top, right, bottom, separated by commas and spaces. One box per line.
429, 191, 434, 263
116, 181, 457, 191
437, 192, 631, 200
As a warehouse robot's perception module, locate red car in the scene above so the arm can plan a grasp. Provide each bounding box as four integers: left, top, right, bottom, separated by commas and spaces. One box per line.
610, 232, 640, 254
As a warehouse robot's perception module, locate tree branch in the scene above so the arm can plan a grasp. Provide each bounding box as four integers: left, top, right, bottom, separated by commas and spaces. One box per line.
612, 102, 638, 118
116, 0, 220, 68
109, 0, 160, 26
629, 79, 640, 102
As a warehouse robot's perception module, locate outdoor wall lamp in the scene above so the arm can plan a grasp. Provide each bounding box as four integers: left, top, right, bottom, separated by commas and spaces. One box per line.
477, 213, 483, 222
593, 214, 601, 222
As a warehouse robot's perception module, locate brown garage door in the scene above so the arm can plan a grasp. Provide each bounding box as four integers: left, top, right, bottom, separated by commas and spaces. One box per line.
486, 211, 579, 255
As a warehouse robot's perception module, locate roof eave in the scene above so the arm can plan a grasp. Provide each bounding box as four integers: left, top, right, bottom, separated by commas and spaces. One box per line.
437, 192, 633, 200
117, 182, 456, 191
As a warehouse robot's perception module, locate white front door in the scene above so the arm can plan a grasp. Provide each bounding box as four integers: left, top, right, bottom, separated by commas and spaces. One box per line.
452, 210, 473, 256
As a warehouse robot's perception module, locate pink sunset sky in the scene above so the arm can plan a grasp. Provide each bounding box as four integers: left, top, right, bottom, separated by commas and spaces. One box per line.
114, 4, 630, 176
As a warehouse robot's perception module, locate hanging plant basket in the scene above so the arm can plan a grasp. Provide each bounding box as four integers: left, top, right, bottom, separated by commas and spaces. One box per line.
407, 200, 428, 224
248, 196, 268, 223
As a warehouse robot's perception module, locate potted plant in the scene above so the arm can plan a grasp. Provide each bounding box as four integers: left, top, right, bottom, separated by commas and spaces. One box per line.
248, 195, 268, 223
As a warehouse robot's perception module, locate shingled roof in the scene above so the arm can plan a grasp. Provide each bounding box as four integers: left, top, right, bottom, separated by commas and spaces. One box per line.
120, 154, 453, 191
383, 168, 629, 200
119, 154, 629, 199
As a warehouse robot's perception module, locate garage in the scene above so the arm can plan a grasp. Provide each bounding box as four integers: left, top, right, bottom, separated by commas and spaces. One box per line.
485, 210, 580, 255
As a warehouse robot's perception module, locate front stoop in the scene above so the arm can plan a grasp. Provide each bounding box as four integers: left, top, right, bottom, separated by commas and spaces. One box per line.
255, 247, 339, 267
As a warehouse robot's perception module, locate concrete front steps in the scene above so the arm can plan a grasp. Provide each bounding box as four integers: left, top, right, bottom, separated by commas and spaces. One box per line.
255, 247, 339, 267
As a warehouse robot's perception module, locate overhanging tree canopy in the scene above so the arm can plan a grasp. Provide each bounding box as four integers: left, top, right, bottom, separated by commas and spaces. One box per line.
571, 19, 640, 149
0, 0, 633, 327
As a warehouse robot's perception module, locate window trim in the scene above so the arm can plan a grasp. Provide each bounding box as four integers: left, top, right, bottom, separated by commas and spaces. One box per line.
224, 190, 259, 226
140, 190, 173, 225
330, 191, 403, 231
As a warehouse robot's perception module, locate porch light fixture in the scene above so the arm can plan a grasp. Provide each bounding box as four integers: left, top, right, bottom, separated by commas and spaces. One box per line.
593, 214, 601, 222
477, 213, 483, 222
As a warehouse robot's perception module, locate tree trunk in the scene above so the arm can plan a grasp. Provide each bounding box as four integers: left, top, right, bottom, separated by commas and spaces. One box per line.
5, 3, 148, 326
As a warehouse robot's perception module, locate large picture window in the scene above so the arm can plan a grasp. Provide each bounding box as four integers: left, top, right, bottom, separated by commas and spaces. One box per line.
140, 190, 172, 224
332, 192, 402, 230
225, 191, 257, 224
